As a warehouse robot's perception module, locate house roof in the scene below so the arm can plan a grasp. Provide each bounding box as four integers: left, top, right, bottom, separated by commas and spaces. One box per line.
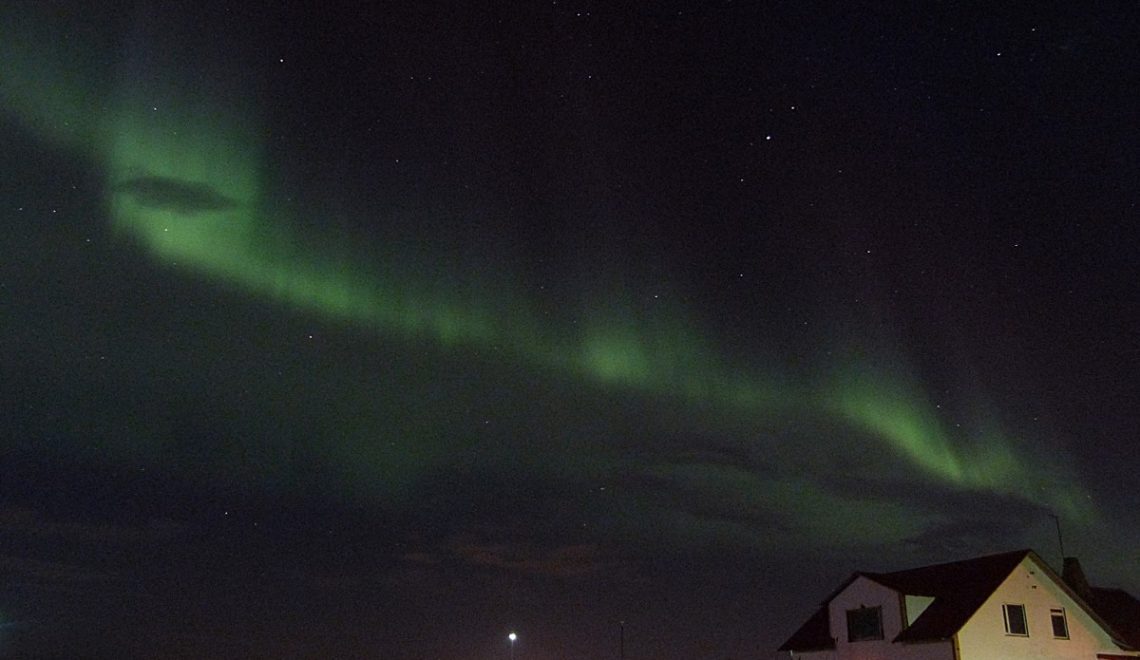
1090, 587, 1140, 650
777, 604, 834, 652
779, 549, 1032, 651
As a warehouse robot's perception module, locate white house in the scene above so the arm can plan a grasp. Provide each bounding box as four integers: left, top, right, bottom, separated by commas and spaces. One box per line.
778, 549, 1139, 660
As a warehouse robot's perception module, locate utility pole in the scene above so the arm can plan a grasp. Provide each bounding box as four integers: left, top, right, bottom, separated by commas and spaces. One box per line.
619, 620, 625, 660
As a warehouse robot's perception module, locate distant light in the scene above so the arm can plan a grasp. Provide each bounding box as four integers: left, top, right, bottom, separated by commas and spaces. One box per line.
509, 632, 517, 642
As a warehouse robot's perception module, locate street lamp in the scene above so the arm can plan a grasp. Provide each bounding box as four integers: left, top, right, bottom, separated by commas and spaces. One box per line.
508, 631, 517, 660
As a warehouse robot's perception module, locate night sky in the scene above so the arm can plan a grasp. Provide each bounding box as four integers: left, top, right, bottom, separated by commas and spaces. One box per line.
1, 1, 1137, 658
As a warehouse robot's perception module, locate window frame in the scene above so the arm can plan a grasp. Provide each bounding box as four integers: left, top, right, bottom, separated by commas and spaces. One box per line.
845, 605, 885, 642
1002, 603, 1029, 637
1050, 607, 1070, 639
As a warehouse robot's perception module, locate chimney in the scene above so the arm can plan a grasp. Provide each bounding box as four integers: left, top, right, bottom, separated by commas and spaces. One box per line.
1062, 557, 1094, 603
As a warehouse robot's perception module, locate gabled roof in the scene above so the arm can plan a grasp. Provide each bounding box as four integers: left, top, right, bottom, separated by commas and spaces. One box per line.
779, 549, 1032, 651
777, 605, 834, 652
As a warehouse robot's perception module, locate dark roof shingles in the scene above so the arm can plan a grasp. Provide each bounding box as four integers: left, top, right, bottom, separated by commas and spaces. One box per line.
1090, 587, 1140, 650
777, 605, 834, 652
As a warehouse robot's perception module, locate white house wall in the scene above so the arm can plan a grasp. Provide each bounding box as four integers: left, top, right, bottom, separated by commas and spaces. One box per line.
956, 556, 1132, 660
819, 576, 954, 660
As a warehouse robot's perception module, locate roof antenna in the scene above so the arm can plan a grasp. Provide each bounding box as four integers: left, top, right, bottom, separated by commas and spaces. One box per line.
1049, 513, 1066, 560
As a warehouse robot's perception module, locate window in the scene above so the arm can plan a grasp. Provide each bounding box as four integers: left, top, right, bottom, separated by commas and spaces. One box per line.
1051, 608, 1069, 639
1003, 604, 1028, 636
846, 606, 884, 641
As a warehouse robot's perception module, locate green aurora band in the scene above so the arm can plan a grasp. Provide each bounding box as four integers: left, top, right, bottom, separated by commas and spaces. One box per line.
0, 6, 1093, 546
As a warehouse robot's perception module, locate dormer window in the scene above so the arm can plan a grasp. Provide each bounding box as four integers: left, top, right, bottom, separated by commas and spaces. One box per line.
846, 606, 884, 641
1003, 603, 1029, 636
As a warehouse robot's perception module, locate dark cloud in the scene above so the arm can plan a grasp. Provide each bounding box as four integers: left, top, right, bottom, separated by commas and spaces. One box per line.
0, 553, 112, 587
449, 540, 605, 578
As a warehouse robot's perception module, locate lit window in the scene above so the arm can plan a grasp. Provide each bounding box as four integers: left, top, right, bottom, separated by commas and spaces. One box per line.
1003, 604, 1028, 636
846, 606, 884, 642
1051, 608, 1069, 639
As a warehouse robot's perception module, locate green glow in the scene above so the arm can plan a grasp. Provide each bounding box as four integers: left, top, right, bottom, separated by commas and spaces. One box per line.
830, 370, 967, 483
0, 5, 1096, 539
827, 356, 1091, 521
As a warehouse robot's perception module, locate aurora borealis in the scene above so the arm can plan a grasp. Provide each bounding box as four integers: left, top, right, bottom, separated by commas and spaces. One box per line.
2, 2, 1138, 658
